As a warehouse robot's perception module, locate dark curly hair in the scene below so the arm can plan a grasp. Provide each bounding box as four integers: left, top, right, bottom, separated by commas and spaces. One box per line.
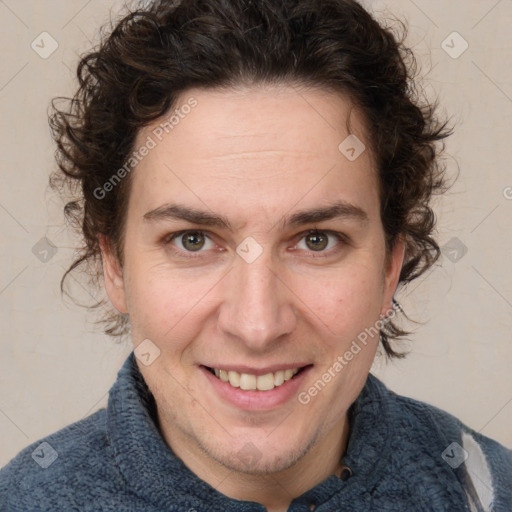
50, 0, 453, 357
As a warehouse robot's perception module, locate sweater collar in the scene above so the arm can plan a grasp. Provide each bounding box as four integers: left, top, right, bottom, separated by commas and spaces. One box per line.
107, 352, 392, 510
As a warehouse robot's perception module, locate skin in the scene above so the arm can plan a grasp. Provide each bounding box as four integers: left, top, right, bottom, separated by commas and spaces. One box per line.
100, 84, 405, 512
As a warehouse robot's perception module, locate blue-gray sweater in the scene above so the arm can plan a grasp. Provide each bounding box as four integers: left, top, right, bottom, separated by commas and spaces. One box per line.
1, 352, 511, 511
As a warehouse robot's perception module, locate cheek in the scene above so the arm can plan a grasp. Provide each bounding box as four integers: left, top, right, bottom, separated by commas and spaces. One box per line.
296, 261, 385, 341
123, 260, 222, 345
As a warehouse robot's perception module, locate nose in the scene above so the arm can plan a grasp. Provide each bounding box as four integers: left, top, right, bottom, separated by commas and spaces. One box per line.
217, 252, 297, 352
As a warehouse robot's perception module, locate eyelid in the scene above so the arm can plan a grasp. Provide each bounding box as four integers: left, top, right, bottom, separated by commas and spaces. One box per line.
164, 229, 212, 243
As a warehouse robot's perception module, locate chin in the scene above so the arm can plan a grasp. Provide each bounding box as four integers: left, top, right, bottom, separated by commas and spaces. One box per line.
201, 431, 318, 476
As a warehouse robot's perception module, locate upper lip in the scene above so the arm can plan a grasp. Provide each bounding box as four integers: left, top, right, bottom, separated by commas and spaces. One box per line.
202, 363, 312, 376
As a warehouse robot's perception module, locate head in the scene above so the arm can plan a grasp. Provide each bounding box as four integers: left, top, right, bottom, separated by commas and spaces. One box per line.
51, 0, 451, 476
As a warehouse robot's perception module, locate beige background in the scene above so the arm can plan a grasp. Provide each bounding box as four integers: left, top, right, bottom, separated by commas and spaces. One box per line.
1, 0, 511, 467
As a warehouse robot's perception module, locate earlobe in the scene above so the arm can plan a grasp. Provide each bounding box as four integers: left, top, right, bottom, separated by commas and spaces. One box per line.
98, 235, 128, 314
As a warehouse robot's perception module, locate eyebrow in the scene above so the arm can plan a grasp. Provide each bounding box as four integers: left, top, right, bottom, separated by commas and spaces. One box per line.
143, 204, 232, 229
286, 201, 369, 227
142, 200, 369, 230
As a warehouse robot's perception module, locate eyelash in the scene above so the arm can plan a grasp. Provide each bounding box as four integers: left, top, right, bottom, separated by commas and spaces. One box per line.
162, 229, 349, 259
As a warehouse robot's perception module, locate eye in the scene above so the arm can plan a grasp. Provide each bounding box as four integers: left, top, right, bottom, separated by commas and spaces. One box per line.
167, 230, 215, 252
295, 230, 343, 253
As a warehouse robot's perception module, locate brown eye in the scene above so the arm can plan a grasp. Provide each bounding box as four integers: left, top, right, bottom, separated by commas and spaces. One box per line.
181, 231, 206, 251
304, 231, 329, 251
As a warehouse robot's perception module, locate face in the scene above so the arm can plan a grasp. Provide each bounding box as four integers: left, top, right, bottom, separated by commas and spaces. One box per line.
101, 84, 404, 477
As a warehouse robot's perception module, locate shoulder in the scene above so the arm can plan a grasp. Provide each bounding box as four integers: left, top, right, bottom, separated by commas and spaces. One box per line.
371, 375, 512, 510
0, 409, 127, 511
392, 386, 511, 465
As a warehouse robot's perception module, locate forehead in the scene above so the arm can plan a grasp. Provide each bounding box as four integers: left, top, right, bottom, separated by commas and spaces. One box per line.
128, 84, 379, 224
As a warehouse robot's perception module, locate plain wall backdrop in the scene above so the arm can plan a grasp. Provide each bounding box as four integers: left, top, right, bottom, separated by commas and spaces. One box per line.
1, 0, 511, 467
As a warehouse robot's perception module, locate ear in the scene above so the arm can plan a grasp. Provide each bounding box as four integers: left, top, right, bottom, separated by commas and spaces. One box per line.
98, 235, 128, 314
380, 235, 405, 317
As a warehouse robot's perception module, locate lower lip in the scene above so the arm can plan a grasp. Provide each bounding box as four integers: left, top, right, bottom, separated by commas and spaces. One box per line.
200, 366, 312, 411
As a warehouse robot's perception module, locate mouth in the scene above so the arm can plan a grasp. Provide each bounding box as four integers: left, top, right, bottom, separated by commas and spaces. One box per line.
202, 365, 311, 391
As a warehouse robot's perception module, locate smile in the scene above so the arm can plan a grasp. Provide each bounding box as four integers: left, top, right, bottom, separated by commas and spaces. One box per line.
201, 364, 313, 410
207, 367, 301, 391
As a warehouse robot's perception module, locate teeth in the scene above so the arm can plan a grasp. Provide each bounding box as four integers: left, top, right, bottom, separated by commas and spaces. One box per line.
257, 373, 275, 391
284, 369, 294, 380
274, 370, 284, 387
240, 373, 256, 390
212, 367, 301, 390
228, 370, 240, 388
